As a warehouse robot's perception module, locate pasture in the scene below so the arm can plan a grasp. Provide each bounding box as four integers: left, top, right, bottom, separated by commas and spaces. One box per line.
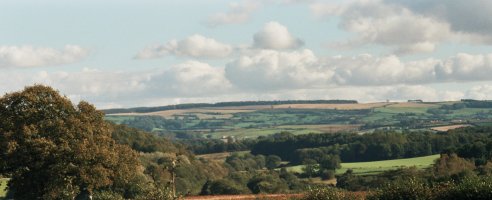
287, 154, 440, 175
210, 124, 360, 139
196, 151, 250, 162
105, 101, 492, 139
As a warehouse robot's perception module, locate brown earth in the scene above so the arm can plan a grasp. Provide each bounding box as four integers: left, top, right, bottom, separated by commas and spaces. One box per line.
430, 124, 472, 132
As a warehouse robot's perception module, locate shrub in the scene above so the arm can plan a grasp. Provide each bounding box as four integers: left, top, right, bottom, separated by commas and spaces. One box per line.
302, 187, 361, 200
436, 176, 492, 200
366, 178, 432, 200
320, 170, 336, 180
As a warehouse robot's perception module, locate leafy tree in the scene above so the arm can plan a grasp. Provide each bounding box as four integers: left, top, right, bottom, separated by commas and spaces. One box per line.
302, 159, 319, 178
266, 155, 282, 170
319, 155, 341, 171
0, 85, 145, 199
432, 154, 476, 181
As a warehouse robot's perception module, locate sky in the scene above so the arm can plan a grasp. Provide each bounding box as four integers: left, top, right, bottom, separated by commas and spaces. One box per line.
2, 0, 492, 109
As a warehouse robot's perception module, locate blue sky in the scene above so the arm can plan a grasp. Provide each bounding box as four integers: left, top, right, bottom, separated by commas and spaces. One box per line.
2, 0, 492, 108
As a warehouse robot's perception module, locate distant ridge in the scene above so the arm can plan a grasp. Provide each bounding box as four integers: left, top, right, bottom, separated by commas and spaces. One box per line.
101, 100, 358, 114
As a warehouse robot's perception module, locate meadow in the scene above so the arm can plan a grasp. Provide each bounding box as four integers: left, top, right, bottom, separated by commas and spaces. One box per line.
105, 101, 492, 139
287, 154, 440, 175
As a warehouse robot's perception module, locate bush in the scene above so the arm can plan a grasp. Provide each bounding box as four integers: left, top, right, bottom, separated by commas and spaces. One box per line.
320, 170, 336, 180
202, 179, 249, 195
367, 178, 432, 200
302, 187, 361, 200
436, 176, 492, 200
92, 190, 124, 200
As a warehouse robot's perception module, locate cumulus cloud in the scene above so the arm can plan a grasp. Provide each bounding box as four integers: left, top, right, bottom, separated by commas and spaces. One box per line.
466, 85, 492, 100
328, 54, 438, 85
225, 49, 331, 90
226, 48, 492, 89
0, 45, 89, 68
435, 53, 492, 81
146, 61, 232, 96
207, 1, 260, 27
310, 0, 492, 54
310, 0, 453, 54
387, 0, 492, 42
328, 53, 492, 85
0, 61, 232, 108
135, 35, 233, 59
253, 21, 304, 50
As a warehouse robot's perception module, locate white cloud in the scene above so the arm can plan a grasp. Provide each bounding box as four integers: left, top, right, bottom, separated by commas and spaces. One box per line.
0, 60, 232, 108
146, 61, 232, 96
311, 0, 452, 54
207, 1, 260, 27
387, 0, 492, 42
253, 21, 304, 50
225, 49, 332, 90
329, 54, 438, 85
0, 45, 89, 68
135, 34, 233, 59
435, 53, 492, 81
466, 85, 492, 100
226, 47, 492, 91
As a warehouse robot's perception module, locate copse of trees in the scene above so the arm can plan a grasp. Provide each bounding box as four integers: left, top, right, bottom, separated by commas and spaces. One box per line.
0, 85, 163, 199
251, 128, 492, 165
111, 123, 190, 155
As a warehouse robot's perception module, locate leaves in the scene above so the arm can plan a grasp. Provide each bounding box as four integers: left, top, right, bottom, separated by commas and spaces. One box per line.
0, 85, 141, 199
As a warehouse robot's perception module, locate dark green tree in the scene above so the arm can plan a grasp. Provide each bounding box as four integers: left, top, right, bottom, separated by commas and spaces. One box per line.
266, 155, 282, 170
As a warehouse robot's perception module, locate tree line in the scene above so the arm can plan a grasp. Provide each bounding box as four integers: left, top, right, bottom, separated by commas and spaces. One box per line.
250, 127, 492, 165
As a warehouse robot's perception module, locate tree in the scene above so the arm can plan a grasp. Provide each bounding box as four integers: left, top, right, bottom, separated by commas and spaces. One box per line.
0, 85, 144, 199
302, 159, 319, 178
319, 155, 341, 171
433, 153, 476, 181
266, 155, 282, 170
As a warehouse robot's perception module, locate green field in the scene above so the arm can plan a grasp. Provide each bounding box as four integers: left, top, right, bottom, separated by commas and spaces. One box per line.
0, 178, 9, 198
287, 154, 440, 175
211, 128, 322, 139
105, 101, 492, 139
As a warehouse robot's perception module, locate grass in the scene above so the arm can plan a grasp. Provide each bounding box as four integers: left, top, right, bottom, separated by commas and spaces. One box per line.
374, 107, 431, 114
0, 178, 9, 198
211, 128, 322, 139
449, 108, 492, 117
196, 151, 250, 162
104, 115, 136, 124
287, 154, 440, 176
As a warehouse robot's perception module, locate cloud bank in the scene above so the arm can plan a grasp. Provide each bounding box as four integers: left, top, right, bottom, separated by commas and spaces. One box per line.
0, 45, 89, 68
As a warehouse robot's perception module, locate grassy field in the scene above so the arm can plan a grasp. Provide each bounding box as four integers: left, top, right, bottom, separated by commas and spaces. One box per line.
211, 124, 360, 139
0, 178, 9, 198
287, 154, 440, 175
105, 101, 492, 139
196, 151, 250, 162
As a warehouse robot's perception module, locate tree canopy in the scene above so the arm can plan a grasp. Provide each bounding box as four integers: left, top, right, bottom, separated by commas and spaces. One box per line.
0, 85, 144, 199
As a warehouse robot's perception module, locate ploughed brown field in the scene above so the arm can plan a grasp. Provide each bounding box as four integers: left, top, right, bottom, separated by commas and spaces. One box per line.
107, 102, 400, 119
430, 124, 472, 132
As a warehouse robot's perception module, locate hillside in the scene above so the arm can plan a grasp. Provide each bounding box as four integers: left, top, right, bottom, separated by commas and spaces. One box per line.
105, 100, 492, 141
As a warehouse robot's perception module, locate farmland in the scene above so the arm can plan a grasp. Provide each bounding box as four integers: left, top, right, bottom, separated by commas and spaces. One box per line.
287, 154, 440, 175
104, 100, 492, 139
